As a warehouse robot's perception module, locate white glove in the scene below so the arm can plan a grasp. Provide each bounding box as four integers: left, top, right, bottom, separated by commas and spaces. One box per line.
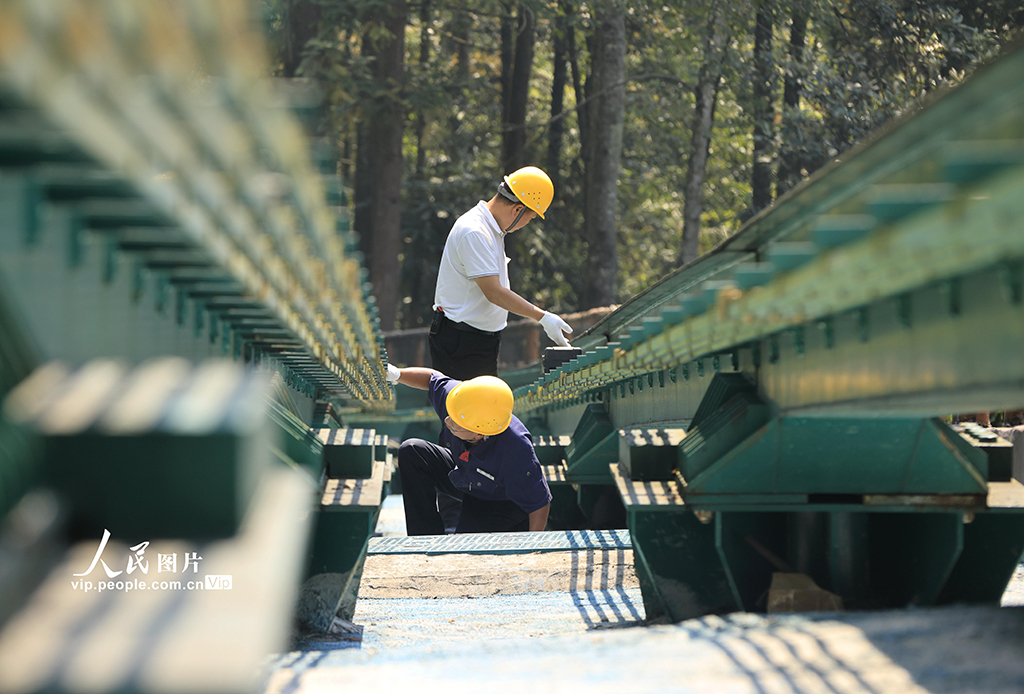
539, 311, 572, 347
385, 363, 401, 384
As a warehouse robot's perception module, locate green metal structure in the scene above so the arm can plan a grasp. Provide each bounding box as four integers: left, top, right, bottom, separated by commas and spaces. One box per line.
0, 2, 393, 691
509, 42, 1024, 622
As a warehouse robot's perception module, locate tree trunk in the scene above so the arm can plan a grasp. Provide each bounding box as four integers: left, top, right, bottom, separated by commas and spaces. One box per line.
782, 6, 806, 110
354, 123, 373, 259
446, 10, 472, 167
751, 0, 775, 212
414, 0, 431, 177
582, 1, 625, 309
354, 31, 373, 261
500, 2, 515, 135
503, 3, 536, 173
567, 14, 586, 159
341, 133, 353, 193
281, 0, 321, 78
547, 5, 570, 192
364, 1, 407, 331
680, 1, 726, 265
453, 12, 470, 81
776, 4, 808, 197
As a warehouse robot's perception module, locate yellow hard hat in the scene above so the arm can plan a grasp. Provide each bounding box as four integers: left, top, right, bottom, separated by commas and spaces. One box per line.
445, 375, 514, 436
503, 166, 554, 219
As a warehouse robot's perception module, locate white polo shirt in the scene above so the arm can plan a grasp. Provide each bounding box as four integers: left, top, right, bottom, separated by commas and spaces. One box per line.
433, 201, 510, 332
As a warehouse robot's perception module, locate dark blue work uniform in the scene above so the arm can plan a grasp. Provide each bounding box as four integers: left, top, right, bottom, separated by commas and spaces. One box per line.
398, 374, 552, 535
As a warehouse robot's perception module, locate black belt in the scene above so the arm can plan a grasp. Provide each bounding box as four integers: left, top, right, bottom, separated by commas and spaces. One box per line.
435, 309, 500, 337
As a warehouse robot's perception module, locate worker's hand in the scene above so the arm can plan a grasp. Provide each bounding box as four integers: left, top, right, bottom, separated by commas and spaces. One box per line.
385, 363, 401, 384
539, 312, 573, 347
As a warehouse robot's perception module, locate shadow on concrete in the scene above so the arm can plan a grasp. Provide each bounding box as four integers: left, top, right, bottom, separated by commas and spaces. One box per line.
569, 547, 644, 628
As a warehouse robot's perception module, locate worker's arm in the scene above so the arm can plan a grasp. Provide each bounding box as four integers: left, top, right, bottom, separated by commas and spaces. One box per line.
473, 275, 572, 347
473, 275, 545, 321
528, 503, 550, 532
389, 366, 439, 390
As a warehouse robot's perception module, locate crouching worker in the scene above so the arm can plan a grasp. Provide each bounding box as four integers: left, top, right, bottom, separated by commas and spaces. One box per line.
385, 364, 551, 535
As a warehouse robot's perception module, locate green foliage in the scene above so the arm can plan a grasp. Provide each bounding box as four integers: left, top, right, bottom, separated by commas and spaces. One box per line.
773, 0, 1005, 193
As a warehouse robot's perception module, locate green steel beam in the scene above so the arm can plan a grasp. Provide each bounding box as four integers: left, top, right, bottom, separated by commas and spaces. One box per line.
3, 359, 277, 539
570, 43, 1024, 350
514, 45, 1024, 420
0, 0, 393, 412
684, 417, 988, 498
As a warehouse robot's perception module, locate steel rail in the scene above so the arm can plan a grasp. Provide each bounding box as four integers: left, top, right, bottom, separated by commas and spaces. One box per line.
515, 42, 1024, 417
0, 0, 391, 411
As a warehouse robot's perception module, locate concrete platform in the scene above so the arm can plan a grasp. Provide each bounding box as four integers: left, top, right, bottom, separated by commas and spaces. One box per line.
267, 605, 1024, 694
264, 497, 1024, 694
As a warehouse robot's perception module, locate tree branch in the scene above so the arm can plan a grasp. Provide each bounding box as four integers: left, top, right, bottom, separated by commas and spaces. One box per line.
505, 72, 693, 134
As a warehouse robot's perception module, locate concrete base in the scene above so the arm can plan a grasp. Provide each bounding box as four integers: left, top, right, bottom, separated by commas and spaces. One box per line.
267, 536, 1024, 693
269, 603, 1024, 694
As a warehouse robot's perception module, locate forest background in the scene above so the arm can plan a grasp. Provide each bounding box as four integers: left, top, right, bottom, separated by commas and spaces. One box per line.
260, 0, 1024, 332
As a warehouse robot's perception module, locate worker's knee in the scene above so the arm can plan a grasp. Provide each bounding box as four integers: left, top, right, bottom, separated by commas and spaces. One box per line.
397, 438, 430, 471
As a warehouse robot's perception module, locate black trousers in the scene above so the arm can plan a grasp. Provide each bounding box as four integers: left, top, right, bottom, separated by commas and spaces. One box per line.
428, 311, 500, 380
398, 439, 529, 535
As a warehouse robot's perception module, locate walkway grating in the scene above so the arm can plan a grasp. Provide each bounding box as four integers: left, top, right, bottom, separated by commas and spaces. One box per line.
367, 529, 631, 555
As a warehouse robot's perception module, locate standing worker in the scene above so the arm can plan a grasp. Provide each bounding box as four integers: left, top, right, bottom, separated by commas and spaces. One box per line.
430, 165, 573, 380
386, 364, 552, 534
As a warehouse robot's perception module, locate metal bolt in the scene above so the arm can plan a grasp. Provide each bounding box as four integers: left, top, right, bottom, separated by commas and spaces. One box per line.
897, 293, 912, 328
999, 262, 1023, 305
176, 292, 187, 327
155, 276, 169, 315
23, 179, 41, 246
194, 303, 206, 338
944, 278, 962, 316
67, 212, 84, 268
694, 510, 714, 524
133, 261, 145, 304
103, 236, 118, 284
818, 318, 835, 349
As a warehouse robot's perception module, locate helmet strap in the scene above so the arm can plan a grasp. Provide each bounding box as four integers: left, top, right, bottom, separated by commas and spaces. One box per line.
504, 205, 528, 232
497, 181, 519, 202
